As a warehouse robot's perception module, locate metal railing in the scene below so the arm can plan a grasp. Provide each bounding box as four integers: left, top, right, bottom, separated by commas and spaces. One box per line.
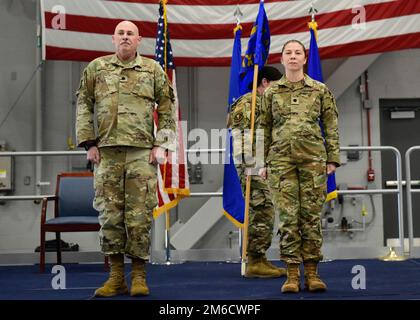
405, 146, 420, 256
0, 151, 86, 156
0, 146, 406, 257
0, 151, 86, 201
340, 146, 405, 256
0, 150, 228, 200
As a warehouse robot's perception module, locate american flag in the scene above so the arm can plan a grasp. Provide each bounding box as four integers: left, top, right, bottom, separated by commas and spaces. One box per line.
41, 0, 420, 66
153, 0, 190, 218
155, 0, 174, 73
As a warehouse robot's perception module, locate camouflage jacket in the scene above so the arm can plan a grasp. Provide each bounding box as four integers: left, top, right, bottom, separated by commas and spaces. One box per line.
76, 54, 175, 150
259, 74, 340, 165
228, 92, 265, 168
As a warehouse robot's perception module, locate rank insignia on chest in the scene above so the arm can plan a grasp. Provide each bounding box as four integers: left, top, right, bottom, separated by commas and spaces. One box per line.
291, 96, 299, 105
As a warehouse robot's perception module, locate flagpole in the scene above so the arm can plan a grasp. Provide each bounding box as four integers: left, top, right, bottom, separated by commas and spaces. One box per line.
163, 0, 168, 73
308, 2, 318, 40
162, 0, 175, 266
153, 0, 185, 266
241, 63, 260, 276
233, 2, 245, 268
164, 210, 171, 264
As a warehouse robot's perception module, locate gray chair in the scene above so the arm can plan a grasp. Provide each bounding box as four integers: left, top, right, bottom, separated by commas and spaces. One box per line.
39, 172, 105, 272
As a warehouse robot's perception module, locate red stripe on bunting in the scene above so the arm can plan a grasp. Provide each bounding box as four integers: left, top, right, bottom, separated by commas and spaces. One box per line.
43, 0, 420, 40
178, 164, 186, 188
156, 178, 164, 204
46, 33, 420, 66
318, 32, 420, 60
108, 0, 290, 6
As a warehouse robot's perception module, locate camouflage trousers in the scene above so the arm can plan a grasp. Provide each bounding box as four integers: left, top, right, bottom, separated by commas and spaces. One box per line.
93, 146, 157, 259
238, 167, 275, 257
267, 160, 326, 264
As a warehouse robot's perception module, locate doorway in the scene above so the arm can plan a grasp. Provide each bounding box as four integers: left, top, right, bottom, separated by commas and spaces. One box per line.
380, 98, 420, 245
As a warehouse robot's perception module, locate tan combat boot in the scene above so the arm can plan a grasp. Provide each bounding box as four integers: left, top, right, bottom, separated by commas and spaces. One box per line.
245, 255, 286, 278
94, 254, 128, 297
304, 261, 327, 292
130, 258, 149, 296
261, 256, 287, 277
281, 263, 301, 293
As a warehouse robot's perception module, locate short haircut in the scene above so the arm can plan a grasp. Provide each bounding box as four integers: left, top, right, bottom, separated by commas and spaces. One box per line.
248, 66, 283, 90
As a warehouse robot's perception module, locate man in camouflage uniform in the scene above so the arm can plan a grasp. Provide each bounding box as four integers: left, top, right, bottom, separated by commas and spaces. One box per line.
259, 40, 340, 293
76, 21, 175, 297
228, 66, 286, 278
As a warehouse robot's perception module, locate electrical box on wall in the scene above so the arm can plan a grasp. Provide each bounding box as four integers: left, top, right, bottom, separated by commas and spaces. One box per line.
347, 145, 361, 161
363, 99, 373, 109
0, 156, 14, 192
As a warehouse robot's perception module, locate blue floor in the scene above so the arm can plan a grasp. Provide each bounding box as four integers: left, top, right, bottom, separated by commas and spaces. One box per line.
1, 259, 420, 300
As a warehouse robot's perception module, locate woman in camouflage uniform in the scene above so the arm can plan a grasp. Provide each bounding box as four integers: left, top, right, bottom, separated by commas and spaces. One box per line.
259, 40, 340, 293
